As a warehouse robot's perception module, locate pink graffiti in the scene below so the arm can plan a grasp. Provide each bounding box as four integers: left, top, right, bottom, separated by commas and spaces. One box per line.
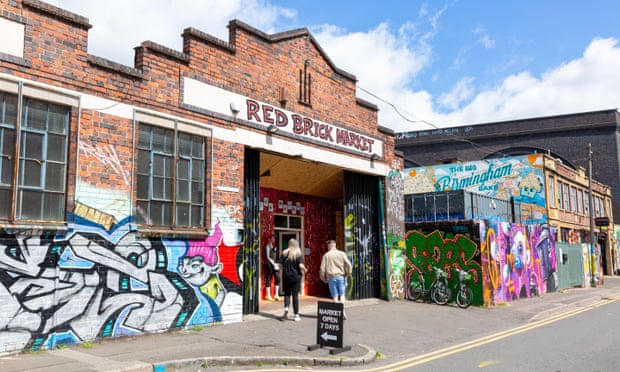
186, 222, 223, 266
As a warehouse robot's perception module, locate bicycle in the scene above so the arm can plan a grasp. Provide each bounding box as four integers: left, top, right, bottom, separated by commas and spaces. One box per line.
452, 267, 473, 308
407, 266, 451, 305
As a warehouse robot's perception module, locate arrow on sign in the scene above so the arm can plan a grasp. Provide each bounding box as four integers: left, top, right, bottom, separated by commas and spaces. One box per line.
320, 332, 337, 342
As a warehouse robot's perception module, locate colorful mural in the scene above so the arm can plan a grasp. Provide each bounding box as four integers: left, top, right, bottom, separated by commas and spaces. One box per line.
388, 242, 407, 299
402, 221, 558, 307
403, 225, 483, 306
479, 221, 558, 306
582, 243, 604, 286
0, 217, 243, 354
385, 163, 406, 300
404, 154, 547, 224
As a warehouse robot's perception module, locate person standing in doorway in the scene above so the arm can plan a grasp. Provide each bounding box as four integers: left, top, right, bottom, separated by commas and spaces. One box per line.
265, 235, 280, 301
279, 238, 307, 321
320, 239, 352, 319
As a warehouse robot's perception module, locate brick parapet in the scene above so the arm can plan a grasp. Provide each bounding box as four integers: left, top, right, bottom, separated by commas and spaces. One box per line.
2, 1, 391, 156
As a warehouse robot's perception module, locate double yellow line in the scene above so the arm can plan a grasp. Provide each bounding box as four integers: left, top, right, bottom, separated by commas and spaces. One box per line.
239, 296, 616, 372
368, 297, 613, 371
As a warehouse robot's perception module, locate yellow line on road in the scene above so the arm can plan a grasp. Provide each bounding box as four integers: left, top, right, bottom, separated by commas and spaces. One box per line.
376, 297, 614, 372
237, 297, 617, 372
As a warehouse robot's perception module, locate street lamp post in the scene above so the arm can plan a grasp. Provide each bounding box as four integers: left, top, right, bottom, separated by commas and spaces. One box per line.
588, 144, 596, 287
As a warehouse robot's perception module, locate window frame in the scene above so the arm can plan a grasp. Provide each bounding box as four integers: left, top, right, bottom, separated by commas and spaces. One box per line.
577, 189, 584, 214
569, 186, 577, 213
547, 175, 555, 208
134, 113, 211, 233
0, 82, 74, 224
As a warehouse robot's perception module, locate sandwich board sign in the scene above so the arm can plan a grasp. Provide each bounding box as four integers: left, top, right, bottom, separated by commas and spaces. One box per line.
307, 301, 350, 354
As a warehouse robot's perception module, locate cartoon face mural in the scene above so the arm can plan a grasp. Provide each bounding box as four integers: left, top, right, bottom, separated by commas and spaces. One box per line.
178, 256, 223, 286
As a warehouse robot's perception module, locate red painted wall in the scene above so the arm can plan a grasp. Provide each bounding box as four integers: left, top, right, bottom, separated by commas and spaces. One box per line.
260, 187, 336, 298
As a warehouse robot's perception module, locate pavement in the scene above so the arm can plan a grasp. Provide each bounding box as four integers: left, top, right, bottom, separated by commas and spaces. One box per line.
2, 276, 620, 372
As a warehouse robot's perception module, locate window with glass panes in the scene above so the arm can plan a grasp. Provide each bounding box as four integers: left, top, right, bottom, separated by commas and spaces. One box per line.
562, 183, 570, 210
136, 123, 205, 227
547, 176, 555, 207
0, 93, 69, 221
570, 186, 577, 213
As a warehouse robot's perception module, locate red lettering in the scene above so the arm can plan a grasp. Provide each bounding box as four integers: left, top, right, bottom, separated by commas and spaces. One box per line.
360, 137, 368, 152
313, 122, 321, 137
303, 118, 313, 135
324, 126, 334, 142
318, 124, 326, 139
336, 128, 348, 145
262, 105, 274, 124
275, 109, 288, 127
292, 115, 303, 134
367, 139, 374, 152
246, 100, 261, 122
349, 132, 358, 149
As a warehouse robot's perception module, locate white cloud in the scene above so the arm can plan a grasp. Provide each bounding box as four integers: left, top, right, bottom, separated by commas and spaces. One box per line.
473, 25, 496, 49
47, 0, 296, 65
438, 77, 475, 110
43, 2, 620, 135
447, 37, 620, 127
313, 22, 429, 95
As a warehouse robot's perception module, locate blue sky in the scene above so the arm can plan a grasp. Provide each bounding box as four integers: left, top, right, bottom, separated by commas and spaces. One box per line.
48, 1, 620, 132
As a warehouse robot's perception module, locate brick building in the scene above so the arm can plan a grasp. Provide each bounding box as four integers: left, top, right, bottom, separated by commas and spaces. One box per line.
0, 0, 403, 353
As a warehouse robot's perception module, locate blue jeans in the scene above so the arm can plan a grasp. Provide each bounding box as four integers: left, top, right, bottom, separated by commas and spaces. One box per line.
327, 276, 347, 298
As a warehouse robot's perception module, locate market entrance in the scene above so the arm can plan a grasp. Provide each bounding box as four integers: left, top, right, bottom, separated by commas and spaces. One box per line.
258, 152, 344, 300
242, 149, 384, 314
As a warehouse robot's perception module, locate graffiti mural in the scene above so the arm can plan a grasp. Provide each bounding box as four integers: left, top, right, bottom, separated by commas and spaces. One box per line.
479, 221, 557, 306
0, 217, 243, 354
388, 241, 407, 299
386, 165, 405, 238
404, 154, 547, 224
403, 224, 483, 306
385, 162, 406, 300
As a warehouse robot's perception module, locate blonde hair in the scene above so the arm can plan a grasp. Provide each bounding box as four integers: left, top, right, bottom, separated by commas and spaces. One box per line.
283, 238, 302, 260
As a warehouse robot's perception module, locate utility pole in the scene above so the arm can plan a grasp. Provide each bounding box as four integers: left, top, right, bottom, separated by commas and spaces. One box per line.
588, 144, 596, 287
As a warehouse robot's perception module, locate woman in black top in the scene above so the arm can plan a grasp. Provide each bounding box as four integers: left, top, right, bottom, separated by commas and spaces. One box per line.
278, 238, 307, 321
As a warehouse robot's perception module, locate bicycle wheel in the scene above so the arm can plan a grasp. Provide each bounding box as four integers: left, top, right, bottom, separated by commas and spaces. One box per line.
407, 272, 424, 301
431, 284, 451, 305
456, 287, 473, 308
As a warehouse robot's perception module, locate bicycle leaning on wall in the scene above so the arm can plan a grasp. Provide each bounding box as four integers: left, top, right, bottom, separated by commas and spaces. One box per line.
452, 267, 473, 308
407, 266, 451, 305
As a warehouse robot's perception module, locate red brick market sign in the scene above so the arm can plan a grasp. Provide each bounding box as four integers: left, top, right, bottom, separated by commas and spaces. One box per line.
245, 99, 379, 155
182, 77, 383, 157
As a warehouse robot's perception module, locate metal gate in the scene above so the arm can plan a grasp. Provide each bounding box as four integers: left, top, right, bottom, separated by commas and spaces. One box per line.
242, 148, 260, 314
343, 171, 382, 299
